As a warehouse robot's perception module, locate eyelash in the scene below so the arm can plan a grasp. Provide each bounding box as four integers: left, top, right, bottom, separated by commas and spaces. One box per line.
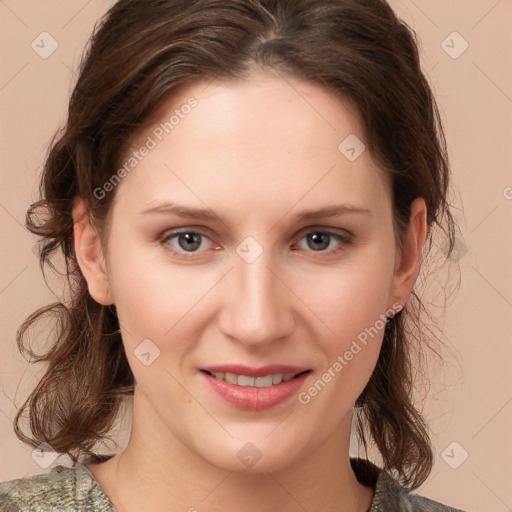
158, 227, 353, 258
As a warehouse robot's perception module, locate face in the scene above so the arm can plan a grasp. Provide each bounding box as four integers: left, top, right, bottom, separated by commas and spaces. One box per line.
75, 70, 422, 474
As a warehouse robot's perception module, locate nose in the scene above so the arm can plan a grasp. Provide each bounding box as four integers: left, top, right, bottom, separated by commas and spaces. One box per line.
217, 248, 295, 350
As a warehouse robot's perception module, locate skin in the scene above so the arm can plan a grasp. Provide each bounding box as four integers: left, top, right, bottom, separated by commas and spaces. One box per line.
73, 69, 427, 512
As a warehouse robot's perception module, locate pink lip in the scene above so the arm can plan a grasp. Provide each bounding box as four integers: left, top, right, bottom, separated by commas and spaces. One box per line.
200, 367, 310, 411
201, 364, 309, 377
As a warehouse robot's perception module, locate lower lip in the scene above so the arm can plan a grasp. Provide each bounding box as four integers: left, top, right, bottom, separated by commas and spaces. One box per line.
201, 371, 310, 411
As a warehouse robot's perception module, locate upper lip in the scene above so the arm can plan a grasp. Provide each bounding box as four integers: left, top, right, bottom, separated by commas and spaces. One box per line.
201, 364, 310, 377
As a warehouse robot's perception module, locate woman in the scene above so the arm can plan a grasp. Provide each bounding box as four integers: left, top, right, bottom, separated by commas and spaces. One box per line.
0, 0, 465, 510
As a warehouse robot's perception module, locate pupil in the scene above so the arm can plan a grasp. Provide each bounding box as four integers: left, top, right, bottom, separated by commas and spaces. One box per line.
308, 232, 329, 251
179, 233, 201, 251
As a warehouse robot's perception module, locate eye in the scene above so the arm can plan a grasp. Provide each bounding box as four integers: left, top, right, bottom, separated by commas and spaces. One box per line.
158, 227, 353, 258
160, 229, 214, 253
294, 228, 353, 255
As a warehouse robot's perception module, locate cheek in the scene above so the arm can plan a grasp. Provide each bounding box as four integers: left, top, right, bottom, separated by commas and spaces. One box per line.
294, 256, 393, 341
108, 236, 205, 329
106, 239, 224, 379
107, 248, 206, 405
293, 287, 388, 421
290, 251, 393, 398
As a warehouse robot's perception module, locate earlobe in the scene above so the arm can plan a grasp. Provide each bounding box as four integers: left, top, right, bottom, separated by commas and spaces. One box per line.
72, 197, 114, 305
390, 197, 428, 308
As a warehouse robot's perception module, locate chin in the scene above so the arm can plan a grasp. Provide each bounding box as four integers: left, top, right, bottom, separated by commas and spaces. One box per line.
194, 432, 309, 475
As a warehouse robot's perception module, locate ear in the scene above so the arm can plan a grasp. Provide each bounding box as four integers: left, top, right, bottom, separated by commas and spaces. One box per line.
72, 197, 114, 305
389, 197, 428, 311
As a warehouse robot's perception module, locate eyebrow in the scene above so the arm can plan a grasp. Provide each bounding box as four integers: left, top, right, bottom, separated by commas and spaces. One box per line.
295, 204, 372, 220
139, 202, 371, 221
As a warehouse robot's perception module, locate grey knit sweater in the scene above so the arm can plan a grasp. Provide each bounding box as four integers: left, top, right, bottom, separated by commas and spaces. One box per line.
0, 457, 465, 511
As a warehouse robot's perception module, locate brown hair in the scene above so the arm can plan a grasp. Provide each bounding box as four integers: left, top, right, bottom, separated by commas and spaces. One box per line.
15, 0, 458, 489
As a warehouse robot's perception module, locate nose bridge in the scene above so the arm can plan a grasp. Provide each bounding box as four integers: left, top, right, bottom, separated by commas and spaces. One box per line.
219, 246, 292, 346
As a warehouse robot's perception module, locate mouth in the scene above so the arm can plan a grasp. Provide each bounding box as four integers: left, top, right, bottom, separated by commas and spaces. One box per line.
200, 369, 310, 387
199, 365, 312, 411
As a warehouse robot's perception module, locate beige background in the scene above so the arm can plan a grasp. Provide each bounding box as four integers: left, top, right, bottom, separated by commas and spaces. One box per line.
0, 1, 511, 510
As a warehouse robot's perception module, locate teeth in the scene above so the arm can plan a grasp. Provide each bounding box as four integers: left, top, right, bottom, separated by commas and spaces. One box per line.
209, 372, 298, 387
255, 375, 273, 387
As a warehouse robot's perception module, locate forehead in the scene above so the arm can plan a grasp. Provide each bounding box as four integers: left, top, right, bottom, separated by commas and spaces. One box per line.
138, 70, 365, 151
115, 70, 390, 214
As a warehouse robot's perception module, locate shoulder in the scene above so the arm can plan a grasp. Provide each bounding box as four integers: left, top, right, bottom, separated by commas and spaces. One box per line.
0, 463, 116, 511
374, 470, 466, 511
350, 457, 466, 512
